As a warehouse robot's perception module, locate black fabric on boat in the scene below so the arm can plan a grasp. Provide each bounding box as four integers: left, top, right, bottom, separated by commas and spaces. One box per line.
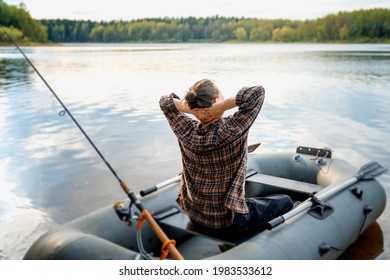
156, 207, 255, 246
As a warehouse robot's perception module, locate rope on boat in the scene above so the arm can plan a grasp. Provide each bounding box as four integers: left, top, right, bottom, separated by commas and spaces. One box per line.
135, 211, 155, 259
136, 230, 155, 260
309, 147, 333, 174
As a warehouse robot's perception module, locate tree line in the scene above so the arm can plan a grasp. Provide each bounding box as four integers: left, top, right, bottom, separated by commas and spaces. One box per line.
0, 2, 47, 43
1, 2, 389, 44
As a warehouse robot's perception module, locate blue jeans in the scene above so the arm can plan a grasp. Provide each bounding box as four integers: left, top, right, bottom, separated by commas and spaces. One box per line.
232, 195, 293, 234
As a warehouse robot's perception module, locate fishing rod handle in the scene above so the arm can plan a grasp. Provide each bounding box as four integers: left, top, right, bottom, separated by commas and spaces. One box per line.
120, 180, 131, 194
142, 210, 184, 260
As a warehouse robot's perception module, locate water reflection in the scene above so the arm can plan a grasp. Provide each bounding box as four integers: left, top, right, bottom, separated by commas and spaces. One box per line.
0, 161, 54, 260
0, 58, 31, 89
339, 222, 384, 260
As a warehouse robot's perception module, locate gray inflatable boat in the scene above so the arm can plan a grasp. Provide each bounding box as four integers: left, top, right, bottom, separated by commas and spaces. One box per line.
24, 146, 387, 260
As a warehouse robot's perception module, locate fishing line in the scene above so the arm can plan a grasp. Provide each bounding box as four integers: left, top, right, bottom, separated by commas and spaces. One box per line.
1, 25, 123, 184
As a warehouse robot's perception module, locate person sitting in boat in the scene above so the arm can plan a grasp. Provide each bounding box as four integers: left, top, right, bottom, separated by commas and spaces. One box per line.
160, 79, 293, 235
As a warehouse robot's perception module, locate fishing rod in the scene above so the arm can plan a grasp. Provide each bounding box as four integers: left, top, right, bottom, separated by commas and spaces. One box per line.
1, 25, 184, 260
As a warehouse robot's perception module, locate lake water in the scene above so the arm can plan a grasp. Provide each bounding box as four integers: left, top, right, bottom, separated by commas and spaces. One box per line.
1, 43, 389, 260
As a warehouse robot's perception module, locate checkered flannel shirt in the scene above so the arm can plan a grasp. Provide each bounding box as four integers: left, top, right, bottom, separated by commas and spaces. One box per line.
160, 86, 265, 229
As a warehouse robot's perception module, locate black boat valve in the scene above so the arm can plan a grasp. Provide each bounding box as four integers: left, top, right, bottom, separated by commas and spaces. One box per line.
363, 205, 373, 215
350, 187, 363, 199
318, 242, 341, 257
318, 243, 331, 256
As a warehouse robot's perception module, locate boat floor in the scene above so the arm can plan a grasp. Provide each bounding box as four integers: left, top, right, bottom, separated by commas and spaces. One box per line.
175, 236, 223, 260
157, 206, 257, 243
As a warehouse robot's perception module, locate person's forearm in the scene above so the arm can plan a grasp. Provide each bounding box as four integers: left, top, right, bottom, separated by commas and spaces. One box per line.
172, 95, 237, 124
173, 98, 193, 114
219, 96, 237, 111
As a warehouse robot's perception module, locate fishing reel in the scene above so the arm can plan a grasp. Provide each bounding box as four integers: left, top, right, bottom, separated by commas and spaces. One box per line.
113, 201, 137, 226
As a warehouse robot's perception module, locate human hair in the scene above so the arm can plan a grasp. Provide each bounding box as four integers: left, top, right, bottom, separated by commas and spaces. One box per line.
185, 79, 220, 109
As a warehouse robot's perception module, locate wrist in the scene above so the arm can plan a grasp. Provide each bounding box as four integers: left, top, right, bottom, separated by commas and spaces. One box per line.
174, 98, 190, 113
221, 96, 237, 111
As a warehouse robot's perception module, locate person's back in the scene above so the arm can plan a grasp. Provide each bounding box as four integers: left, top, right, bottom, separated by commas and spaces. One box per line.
160, 79, 292, 233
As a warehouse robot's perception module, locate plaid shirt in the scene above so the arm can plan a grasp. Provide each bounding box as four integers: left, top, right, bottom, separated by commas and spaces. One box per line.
160, 86, 265, 229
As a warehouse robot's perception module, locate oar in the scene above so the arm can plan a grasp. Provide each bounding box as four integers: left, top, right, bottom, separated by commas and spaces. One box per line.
140, 175, 181, 197
248, 142, 261, 153
267, 161, 387, 230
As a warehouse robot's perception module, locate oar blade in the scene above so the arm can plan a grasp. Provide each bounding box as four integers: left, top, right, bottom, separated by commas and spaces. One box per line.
248, 142, 261, 153
358, 161, 388, 180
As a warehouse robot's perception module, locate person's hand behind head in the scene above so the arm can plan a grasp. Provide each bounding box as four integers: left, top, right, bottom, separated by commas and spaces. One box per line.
194, 102, 224, 124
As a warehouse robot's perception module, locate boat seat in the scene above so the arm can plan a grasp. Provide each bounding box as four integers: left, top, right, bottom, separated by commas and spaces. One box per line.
155, 207, 252, 246
246, 172, 323, 194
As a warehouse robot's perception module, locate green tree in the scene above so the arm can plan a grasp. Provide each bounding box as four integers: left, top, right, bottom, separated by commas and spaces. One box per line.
3, 4, 389, 44
272, 26, 296, 42
0, 25, 25, 43
339, 26, 350, 40
235, 27, 247, 41
89, 25, 104, 42
52, 24, 65, 42
0, 2, 47, 43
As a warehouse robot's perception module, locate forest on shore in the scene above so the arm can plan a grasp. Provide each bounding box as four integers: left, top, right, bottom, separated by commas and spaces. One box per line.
1, 2, 389, 44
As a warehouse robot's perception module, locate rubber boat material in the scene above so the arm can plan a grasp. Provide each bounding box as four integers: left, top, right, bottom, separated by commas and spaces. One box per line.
24, 146, 387, 260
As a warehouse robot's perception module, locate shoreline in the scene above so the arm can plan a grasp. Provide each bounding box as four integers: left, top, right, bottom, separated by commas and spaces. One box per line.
2, 40, 390, 47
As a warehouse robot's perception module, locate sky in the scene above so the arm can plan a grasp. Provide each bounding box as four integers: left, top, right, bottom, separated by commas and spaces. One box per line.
4, 0, 390, 21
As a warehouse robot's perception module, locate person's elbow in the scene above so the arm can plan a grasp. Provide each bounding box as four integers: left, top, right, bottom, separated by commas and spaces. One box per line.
159, 95, 169, 110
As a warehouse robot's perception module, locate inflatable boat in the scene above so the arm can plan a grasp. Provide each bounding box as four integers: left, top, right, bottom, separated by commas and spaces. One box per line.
24, 145, 387, 260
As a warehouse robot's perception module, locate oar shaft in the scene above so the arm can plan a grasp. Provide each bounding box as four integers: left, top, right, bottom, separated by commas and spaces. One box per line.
140, 175, 181, 196
316, 177, 357, 201
269, 178, 358, 229
267, 200, 313, 229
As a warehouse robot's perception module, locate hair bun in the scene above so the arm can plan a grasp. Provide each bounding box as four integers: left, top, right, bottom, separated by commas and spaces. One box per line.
187, 90, 196, 101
